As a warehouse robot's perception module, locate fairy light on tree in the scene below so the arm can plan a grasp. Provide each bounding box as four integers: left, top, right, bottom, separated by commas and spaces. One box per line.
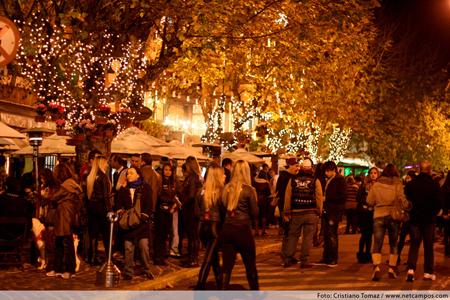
15, 15, 150, 162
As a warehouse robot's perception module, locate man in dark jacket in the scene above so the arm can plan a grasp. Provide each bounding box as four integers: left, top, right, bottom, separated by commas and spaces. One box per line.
283, 159, 323, 268
404, 161, 443, 282
140, 153, 162, 259
314, 161, 347, 267
222, 158, 232, 184
276, 158, 300, 263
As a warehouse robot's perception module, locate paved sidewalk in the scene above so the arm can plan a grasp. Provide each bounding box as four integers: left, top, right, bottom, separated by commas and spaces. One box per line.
0, 226, 283, 290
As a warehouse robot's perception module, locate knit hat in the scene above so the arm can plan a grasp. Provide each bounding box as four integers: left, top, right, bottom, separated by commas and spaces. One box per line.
301, 159, 312, 171
286, 158, 299, 166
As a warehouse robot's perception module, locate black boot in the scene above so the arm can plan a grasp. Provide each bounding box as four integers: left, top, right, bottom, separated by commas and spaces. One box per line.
247, 273, 259, 290
186, 241, 199, 268
180, 240, 194, 267
194, 283, 206, 290
357, 252, 366, 263
213, 263, 221, 289
220, 273, 231, 290
88, 239, 100, 265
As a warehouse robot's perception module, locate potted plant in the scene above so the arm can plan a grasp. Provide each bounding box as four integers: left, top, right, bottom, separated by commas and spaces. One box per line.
117, 107, 133, 127
235, 129, 252, 144
95, 104, 111, 125
103, 119, 116, 137
56, 119, 67, 136
48, 103, 65, 121
66, 139, 80, 146
256, 123, 269, 137
70, 119, 96, 141
35, 104, 47, 122
261, 145, 271, 153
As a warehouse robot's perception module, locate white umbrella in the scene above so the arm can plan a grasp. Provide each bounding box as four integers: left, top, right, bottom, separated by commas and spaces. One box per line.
111, 140, 170, 158
0, 138, 19, 151
0, 121, 27, 139
0, 138, 15, 146
14, 134, 75, 156
115, 127, 171, 147
223, 148, 265, 167
157, 144, 212, 161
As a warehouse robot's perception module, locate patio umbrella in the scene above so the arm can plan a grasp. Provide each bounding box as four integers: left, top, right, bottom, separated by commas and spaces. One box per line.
157, 143, 212, 161
223, 149, 265, 167
115, 127, 171, 147
14, 134, 76, 156
111, 140, 170, 158
0, 121, 27, 139
0, 138, 20, 151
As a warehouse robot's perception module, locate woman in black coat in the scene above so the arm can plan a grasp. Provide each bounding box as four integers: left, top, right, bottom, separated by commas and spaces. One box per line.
220, 160, 259, 290
180, 156, 204, 268
153, 162, 179, 265
46, 163, 82, 280
252, 172, 271, 236
115, 166, 154, 280
195, 164, 225, 290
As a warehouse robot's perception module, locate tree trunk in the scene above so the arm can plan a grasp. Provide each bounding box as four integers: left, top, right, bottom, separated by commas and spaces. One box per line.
76, 135, 113, 167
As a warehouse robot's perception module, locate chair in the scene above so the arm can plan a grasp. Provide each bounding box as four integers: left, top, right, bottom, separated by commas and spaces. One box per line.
0, 217, 29, 271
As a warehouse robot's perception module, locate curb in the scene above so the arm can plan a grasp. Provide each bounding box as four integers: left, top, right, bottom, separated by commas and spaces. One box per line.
130, 241, 281, 290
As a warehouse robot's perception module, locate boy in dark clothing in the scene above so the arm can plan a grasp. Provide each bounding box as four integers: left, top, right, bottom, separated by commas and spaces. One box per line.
314, 161, 347, 267
276, 158, 300, 262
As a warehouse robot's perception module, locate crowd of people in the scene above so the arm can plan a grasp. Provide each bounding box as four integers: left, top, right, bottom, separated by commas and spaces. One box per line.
0, 150, 449, 288
276, 158, 447, 283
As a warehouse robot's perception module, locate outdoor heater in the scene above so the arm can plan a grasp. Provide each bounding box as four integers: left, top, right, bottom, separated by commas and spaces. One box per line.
96, 212, 121, 287
20, 127, 54, 217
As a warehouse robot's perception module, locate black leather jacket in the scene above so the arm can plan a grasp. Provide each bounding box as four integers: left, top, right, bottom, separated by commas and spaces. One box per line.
195, 189, 224, 222
223, 184, 259, 227
89, 171, 112, 212
159, 176, 178, 205
182, 173, 204, 213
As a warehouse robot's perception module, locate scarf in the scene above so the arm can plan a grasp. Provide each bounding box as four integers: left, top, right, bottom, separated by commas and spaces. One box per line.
127, 177, 143, 189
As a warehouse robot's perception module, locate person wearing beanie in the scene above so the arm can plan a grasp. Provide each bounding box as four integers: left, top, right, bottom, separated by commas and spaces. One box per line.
283, 158, 323, 268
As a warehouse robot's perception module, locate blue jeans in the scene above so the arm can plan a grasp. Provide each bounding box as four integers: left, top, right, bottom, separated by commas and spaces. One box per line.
372, 216, 400, 254
284, 213, 319, 263
124, 238, 151, 277
407, 223, 436, 274
322, 214, 341, 263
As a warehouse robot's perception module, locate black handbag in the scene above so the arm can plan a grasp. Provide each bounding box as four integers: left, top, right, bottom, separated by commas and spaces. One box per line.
119, 191, 142, 230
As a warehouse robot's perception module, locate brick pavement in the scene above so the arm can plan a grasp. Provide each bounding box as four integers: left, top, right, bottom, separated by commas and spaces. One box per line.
0, 226, 283, 290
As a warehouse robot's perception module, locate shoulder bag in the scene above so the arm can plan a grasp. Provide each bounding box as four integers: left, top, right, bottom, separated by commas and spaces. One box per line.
119, 189, 142, 230
391, 198, 412, 223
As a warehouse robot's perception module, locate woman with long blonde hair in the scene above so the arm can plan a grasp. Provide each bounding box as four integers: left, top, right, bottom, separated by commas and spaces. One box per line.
195, 164, 225, 290
180, 156, 204, 268
85, 156, 112, 265
219, 160, 259, 290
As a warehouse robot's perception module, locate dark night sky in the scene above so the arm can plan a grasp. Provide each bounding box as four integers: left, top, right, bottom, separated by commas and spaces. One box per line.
384, 0, 450, 64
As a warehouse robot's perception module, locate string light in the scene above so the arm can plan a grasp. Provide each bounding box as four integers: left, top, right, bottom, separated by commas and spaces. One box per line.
16, 15, 149, 137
